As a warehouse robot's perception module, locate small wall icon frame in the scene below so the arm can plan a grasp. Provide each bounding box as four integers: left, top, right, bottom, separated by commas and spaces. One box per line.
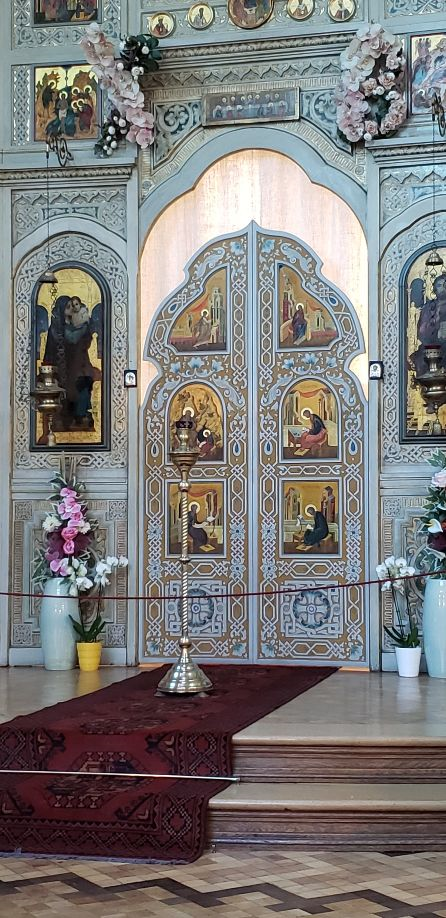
124, 369, 138, 388
369, 361, 384, 380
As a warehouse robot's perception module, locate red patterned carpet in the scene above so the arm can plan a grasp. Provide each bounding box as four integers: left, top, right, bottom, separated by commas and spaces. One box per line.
0, 664, 335, 863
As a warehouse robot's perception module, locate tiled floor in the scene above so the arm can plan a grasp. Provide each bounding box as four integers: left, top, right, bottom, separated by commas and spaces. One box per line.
1, 848, 446, 916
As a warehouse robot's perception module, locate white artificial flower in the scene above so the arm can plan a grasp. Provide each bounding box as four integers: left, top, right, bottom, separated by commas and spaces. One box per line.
77, 520, 91, 534
94, 573, 110, 587
428, 519, 443, 533
364, 132, 372, 141
96, 560, 110, 576
76, 575, 93, 592
142, 45, 149, 54
72, 558, 80, 570
105, 555, 119, 567
69, 583, 78, 597
395, 557, 408, 568
380, 580, 392, 591
118, 556, 129, 567
42, 514, 61, 533
376, 562, 389, 579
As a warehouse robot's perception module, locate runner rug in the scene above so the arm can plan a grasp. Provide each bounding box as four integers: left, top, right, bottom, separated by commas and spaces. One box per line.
0, 664, 336, 863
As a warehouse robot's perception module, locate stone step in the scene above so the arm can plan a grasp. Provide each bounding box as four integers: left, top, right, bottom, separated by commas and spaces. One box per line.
208, 782, 446, 849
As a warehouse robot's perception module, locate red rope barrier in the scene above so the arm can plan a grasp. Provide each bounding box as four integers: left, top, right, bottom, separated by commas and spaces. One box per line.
1, 568, 444, 603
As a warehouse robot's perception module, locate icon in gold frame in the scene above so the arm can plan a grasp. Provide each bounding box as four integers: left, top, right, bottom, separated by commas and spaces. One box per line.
187, 2, 215, 29
148, 11, 176, 38
287, 0, 315, 20
327, 0, 356, 21
228, 0, 274, 30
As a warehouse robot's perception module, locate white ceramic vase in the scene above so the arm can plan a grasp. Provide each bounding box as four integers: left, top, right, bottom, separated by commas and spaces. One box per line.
395, 646, 421, 678
40, 577, 81, 671
423, 578, 446, 678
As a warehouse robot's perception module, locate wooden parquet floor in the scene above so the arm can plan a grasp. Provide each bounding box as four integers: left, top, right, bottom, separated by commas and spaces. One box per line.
1, 848, 446, 916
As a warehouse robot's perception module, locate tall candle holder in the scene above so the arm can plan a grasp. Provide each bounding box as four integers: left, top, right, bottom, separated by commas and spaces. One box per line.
157, 410, 213, 695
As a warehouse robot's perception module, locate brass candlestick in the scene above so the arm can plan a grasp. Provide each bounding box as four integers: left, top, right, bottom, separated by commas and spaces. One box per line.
30, 364, 65, 447
157, 410, 213, 695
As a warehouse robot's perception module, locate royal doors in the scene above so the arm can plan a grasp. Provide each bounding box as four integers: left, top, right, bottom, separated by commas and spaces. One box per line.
142, 224, 368, 666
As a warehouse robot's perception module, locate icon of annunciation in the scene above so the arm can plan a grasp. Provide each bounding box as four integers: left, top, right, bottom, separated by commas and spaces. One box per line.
33, 266, 105, 448
168, 483, 224, 555
278, 265, 337, 348
169, 385, 224, 462
403, 248, 446, 440
283, 480, 339, 556
35, 65, 98, 141
282, 380, 338, 459
169, 269, 227, 352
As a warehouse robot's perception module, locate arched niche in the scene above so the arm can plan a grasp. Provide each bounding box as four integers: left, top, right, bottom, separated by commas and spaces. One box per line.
282, 378, 339, 460
31, 262, 110, 451
168, 383, 225, 462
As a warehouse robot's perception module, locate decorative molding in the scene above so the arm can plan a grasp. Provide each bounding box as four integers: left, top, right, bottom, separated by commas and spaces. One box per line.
141, 114, 365, 198
0, 166, 134, 185
13, 234, 128, 470
13, 0, 121, 47
152, 33, 352, 63
384, 0, 446, 15
148, 57, 342, 90
12, 68, 31, 147
381, 213, 446, 466
153, 100, 202, 167
381, 166, 446, 225
12, 188, 127, 245
371, 141, 446, 161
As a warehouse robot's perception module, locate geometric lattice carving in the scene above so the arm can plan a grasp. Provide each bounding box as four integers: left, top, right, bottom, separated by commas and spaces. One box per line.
13, 234, 128, 470
12, 188, 127, 244
381, 214, 446, 465
12, 67, 31, 146
381, 167, 446, 225
384, 0, 446, 14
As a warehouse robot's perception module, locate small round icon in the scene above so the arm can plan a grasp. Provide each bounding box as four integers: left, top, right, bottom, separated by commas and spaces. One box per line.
327, 0, 356, 20
148, 11, 176, 38
287, 0, 315, 20
187, 2, 215, 29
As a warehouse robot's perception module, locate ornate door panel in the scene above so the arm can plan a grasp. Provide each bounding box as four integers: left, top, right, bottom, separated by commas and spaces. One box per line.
142, 225, 368, 666
142, 231, 251, 661
255, 229, 368, 665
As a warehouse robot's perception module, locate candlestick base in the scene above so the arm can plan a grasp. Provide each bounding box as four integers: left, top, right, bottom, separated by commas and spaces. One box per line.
157, 648, 213, 695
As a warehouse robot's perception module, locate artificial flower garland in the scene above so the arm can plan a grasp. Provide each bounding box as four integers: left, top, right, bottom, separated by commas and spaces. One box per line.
81, 23, 162, 155
335, 22, 406, 143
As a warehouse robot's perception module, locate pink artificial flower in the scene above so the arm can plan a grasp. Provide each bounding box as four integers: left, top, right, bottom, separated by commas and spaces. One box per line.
62, 539, 75, 556
364, 119, 378, 136
362, 78, 378, 96
60, 487, 77, 499
64, 501, 82, 515
135, 127, 154, 149
57, 502, 73, 519
45, 547, 60, 562
50, 558, 69, 575
61, 526, 79, 541
378, 70, 396, 90
68, 511, 83, 525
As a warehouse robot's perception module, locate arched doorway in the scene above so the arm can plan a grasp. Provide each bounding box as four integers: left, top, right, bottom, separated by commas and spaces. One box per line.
140, 151, 369, 666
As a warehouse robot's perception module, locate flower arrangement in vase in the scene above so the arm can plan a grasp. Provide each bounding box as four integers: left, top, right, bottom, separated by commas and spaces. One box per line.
80, 23, 162, 155
376, 556, 421, 677
34, 465, 128, 671
335, 23, 406, 143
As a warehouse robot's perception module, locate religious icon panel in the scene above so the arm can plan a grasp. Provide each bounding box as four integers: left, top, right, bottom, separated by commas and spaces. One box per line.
168, 482, 225, 556
278, 265, 337, 348
168, 268, 227, 352
282, 480, 340, 556
327, 0, 356, 20
33, 0, 99, 23
169, 385, 224, 461
32, 266, 107, 449
228, 0, 274, 29
410, 33, 446, 115
287, 0, 314, 20
187, 2, 214, 28
34, 65, 98, 141
282, 379, 338, 460
402, 246, 446, 440
148, 12, 176, 38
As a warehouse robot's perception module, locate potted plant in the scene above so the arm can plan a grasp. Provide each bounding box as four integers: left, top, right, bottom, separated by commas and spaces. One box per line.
376, 555, 421, 677
34, 463, 127, 671
70, 556, 128, 672
420, 449, 446, 677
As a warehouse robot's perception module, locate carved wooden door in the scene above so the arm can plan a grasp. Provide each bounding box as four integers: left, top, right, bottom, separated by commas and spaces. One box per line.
142, 224, 368, 666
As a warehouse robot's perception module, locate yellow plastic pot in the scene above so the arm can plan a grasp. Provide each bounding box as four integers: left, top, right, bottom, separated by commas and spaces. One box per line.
77, 641, 102, 672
